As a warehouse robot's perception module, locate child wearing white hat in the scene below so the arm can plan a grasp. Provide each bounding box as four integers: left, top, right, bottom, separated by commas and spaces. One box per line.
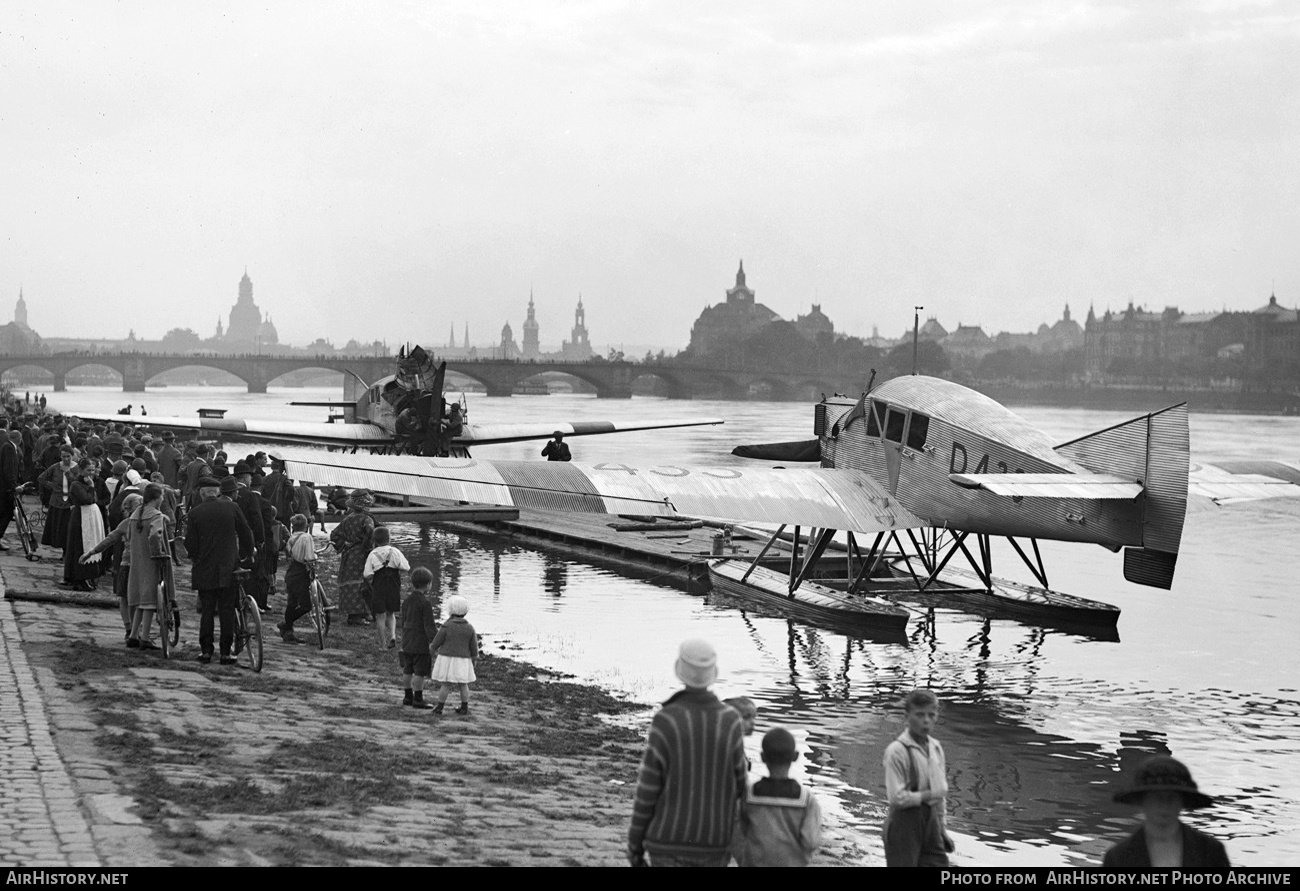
430, 595, 478, 715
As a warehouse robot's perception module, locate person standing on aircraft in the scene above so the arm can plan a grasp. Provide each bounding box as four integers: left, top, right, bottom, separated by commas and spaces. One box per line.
330, 488, 377, 625
883, 688, 955, 867
541, 432, 571, 462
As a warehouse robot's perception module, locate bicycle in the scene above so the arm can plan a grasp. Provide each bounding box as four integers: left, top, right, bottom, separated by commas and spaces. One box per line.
306, 563, 332, 651
154, 556, 182, 658
12, 484, 40, 561
20, 484, 45, 536
232, 567, 264, 672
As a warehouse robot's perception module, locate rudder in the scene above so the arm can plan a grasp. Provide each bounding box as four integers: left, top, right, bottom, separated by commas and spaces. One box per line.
1056, 404, 1189, 589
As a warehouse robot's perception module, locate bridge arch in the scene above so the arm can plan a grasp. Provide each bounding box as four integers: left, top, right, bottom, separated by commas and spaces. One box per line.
629, 370, 693, 399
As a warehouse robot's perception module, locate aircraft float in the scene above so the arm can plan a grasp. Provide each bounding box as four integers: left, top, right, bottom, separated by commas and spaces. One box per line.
67, 345, 723, 453
257, 373, 1300, 636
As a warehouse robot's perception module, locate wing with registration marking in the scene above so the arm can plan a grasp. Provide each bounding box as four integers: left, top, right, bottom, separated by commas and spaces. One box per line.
1188, 460, 1300, 504
61, 411, 395, 446
949, 472, 1144, 499
456, 417, 723, 445
271, 446, 921, 533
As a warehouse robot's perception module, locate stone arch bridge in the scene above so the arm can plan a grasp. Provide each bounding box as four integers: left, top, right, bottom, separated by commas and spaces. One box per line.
0, 352, 866, 401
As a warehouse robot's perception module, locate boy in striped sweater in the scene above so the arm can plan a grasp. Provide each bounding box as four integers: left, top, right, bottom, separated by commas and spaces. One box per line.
627, 639, 748, 867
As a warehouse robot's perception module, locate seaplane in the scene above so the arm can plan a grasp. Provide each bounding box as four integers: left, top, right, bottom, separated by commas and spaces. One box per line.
67, 345, 724, 454
262, 373, 1300, 636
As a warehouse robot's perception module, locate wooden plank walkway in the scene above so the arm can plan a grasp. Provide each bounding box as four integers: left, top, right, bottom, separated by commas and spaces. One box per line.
443, 509, 786, 589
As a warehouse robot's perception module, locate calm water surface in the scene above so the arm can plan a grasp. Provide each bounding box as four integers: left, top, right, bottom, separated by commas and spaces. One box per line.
50, 384, 1300, 866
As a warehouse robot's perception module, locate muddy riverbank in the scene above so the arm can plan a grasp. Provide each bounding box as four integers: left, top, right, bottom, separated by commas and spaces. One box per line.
1, 542, 867, 866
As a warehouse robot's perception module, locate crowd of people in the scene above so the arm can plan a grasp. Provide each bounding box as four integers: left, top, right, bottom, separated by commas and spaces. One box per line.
0, 392, 1232, 868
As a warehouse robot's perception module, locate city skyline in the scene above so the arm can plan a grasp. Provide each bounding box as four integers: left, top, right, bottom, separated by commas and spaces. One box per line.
3, 3, 1296, 352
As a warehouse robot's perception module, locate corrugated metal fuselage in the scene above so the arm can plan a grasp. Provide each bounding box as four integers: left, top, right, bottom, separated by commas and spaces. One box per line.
818, 377, 1144, 547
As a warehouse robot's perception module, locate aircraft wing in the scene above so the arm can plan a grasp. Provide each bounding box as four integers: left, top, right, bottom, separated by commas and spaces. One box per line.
60, 412, 396, 446
456, 417, 723, 445
271, 447, 922, 533
949, 472, 1144, 499
1188, 460, 1300, 504
64, 412, 720, 448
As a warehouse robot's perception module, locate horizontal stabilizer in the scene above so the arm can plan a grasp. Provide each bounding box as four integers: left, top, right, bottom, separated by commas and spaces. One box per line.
731, 439, 822, 462
1188, 460, 1300, 503
272, 447, 923, 534
949, 472, 1143, 499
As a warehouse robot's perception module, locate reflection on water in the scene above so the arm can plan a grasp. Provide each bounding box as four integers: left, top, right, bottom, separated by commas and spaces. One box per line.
43, 385, 1300, 865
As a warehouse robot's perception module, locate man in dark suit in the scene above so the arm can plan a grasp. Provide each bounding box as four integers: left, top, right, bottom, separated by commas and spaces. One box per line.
231, 462, 269, 609
185, 476, 254, 665
0, 420, 20, 551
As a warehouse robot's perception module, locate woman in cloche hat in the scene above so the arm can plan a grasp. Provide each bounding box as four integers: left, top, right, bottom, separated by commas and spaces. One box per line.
1102, 755, 1230, 867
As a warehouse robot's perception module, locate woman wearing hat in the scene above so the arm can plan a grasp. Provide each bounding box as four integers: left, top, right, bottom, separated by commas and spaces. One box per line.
329, 488, 377, 625
1103, 755, 1230, 867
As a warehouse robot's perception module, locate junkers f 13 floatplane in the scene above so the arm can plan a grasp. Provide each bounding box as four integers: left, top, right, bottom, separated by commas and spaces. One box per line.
265, 373, 1300, 637
70, 345, 723, 454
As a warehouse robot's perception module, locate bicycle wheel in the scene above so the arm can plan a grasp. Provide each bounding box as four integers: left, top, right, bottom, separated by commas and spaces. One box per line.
242, 594, 264, 672
156, 580, 171, 659
310, 579, 327, 650
14, 506, 37, 561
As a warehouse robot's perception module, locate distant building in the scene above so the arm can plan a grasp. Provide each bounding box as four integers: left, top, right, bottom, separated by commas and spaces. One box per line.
224, 270, 278, 350
991, 305, 1084, 355
794, 304, 834, 343
522, 292, 541, 358
941, 324, 993, 359
1246, 293, 1300, 374
499, 322, 520, 360
687, 261, 783, 356
560, 296, 593, 360
0, 289, 44, 354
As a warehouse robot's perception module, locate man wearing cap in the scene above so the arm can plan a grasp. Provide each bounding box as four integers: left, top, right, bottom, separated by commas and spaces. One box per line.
628, 639, 748, 867
232, 462, 270, 609
154, 431, 183, 490
185, 476, 255, 665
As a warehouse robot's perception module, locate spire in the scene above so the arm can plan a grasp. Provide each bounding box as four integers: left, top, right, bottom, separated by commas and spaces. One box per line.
449, 323, 455, 347
735, 259, 746, 288
464, 322, 469, 349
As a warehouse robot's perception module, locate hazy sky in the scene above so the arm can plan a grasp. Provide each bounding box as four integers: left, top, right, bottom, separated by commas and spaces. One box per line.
3, 1, 1296, 353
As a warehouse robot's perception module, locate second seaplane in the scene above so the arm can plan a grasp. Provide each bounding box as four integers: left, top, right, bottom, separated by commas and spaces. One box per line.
263, 372, 1300, 637
69, 345, 724, 454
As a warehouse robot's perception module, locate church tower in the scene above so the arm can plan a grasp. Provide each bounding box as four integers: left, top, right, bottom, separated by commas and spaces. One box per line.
522, 290, 541, 358
561, 295, 593, 359
14, 289, 28, 330
226, 269, 264, 344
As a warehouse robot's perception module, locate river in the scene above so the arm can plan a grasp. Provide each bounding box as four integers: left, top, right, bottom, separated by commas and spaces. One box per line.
43, 384, 1300, 866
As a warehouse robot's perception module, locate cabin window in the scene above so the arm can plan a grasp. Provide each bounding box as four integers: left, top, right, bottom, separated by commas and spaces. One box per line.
885, 407, 906, 443
907, 413, 930, 451
866, 401, 881, 437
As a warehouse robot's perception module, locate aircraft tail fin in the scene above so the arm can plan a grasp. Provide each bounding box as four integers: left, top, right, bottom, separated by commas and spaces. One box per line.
1056, 403, 1189, 589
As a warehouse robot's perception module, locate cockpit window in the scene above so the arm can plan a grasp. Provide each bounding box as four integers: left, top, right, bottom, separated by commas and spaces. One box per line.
866, 401, 881, 437
907, 413, 930, 451
885, 407, 906, 443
